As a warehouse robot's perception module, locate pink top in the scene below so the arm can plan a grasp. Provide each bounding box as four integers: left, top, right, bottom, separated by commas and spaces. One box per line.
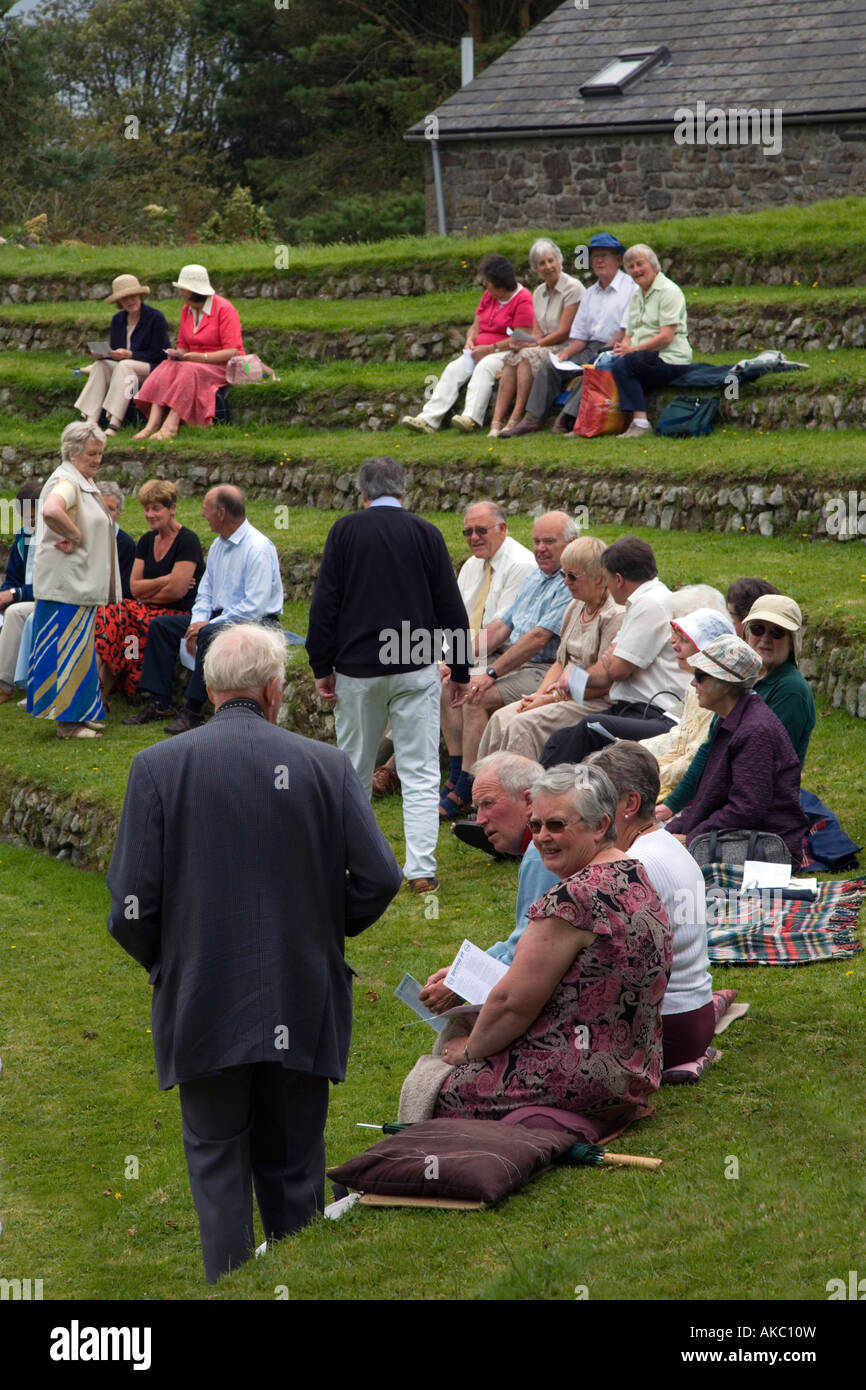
177, 295, 244, 355
474, 286, 534, 344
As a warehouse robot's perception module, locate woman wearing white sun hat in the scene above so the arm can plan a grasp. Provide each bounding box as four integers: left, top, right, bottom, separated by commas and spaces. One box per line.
133, 265, 244, 440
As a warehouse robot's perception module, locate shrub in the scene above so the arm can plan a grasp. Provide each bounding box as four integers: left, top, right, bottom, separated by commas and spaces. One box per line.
280, 191, 425, 246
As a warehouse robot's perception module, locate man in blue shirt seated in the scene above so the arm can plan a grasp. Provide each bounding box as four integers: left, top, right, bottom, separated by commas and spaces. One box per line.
419, 752, 557, 1014
444, 512, 575, 816
123, 485, 284, 735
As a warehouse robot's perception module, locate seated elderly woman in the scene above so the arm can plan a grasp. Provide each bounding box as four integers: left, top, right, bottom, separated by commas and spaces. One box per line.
94, 478, 205, 704
401, 254, 534, 434
133, 265, 244, 440
477, 535, 624, 761
639, 606, 734, 802
609, 244, 693, 439
486, 239, 583, 438
434, 763, 671, 1120
664, 634, 808, 863
587, 741, 715, 1069
659, 592, 815, 822
74, 274, 170, 436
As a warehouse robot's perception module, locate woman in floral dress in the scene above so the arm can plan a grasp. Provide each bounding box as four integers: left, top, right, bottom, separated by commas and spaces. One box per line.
436, 763, 672, 1119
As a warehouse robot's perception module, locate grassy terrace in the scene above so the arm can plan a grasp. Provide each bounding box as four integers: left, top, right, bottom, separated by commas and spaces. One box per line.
2, 197, 866, 285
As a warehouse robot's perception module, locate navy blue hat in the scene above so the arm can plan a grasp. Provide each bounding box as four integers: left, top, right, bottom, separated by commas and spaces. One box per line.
588, 233, 626, 256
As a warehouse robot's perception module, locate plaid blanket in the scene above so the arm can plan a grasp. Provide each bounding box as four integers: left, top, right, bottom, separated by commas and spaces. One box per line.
702, 864, 864, 965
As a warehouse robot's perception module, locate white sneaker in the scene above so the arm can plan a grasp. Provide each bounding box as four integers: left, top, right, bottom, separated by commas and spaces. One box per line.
451, 414, 478, 432
401, 414, 436, 434
618, 421, 653, 439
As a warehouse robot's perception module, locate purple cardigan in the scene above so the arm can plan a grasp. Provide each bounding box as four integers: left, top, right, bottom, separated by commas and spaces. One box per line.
667, 692, 807, 860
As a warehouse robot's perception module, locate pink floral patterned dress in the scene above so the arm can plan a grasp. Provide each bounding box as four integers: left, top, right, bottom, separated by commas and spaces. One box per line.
434, 859, 672, 1121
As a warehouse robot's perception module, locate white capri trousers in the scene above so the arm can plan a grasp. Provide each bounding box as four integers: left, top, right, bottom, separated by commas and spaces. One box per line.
74, 358, 151, 424
418, 351, 508, 428
334, 664, 441, 882
0, 600, 35, 691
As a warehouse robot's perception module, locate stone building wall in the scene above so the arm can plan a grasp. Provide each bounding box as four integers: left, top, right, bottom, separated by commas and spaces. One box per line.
426, 121, 866, 237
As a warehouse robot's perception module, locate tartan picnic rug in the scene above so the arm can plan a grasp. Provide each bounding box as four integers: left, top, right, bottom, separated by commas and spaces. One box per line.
701, 864, 864, 965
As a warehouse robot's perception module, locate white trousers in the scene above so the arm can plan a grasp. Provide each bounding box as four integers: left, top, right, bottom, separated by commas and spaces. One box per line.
334, 664, 441, 881
74, 359, 151, 424
419, 352, 507, 427
0, 600, 35, 690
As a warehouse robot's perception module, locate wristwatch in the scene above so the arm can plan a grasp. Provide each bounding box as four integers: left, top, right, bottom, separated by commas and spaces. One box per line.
485, 667, 497, 680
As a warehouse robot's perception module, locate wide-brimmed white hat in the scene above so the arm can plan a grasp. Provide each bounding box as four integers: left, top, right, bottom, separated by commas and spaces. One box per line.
172, 264, 215, 297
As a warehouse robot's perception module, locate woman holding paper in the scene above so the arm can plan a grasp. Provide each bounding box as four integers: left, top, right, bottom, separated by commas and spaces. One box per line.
73, 275, 170, 436
436, 763, 671, 1119
664, 634, 807, 861
477, 535, 623, 760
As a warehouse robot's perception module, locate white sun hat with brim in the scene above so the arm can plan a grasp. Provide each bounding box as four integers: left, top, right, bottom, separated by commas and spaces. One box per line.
688, 633, 762, 688
172, 264, 216, 297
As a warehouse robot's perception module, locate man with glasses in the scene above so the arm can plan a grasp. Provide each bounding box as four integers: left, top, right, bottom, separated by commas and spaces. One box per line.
442, 511, 576, 817
438, 501, 535, 811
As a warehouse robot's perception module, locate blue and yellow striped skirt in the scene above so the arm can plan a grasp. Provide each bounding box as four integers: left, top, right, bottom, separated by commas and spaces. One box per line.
27, 601, 105, 724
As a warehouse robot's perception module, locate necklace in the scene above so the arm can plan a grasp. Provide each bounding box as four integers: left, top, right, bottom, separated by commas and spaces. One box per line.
580, 596, 605, 623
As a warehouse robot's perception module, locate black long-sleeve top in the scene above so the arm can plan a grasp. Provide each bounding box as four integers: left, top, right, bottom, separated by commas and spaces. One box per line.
109, 303, 171, 368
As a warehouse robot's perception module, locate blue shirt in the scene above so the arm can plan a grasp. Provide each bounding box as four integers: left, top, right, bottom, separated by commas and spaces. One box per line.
569, 268, 637, 346
191, 519, 284, 626
497, 567, 571, 664
486, 843, 558, 964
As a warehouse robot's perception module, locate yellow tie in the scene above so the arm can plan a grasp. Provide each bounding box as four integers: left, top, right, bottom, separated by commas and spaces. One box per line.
469, 559, 493, 637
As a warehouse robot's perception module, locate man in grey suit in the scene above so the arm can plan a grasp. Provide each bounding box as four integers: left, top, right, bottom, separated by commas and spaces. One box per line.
107, 623, 402, 1283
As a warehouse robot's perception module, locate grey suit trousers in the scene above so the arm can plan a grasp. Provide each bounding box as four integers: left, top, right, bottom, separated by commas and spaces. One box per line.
179, 1062, 329, 1284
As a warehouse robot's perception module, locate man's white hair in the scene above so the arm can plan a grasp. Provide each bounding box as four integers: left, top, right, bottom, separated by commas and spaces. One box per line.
204, 623, 287, 694
470, 752, 541, 797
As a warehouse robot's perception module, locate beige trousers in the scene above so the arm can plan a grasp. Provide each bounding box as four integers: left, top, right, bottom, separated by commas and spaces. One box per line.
0, 600, 35, 690
478, 693, 612, 761
74, 359, 151, 424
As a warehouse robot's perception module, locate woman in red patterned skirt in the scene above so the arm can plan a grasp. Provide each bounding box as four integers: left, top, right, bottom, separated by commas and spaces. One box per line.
132, 265, 244, 440
95, 478, 204, 702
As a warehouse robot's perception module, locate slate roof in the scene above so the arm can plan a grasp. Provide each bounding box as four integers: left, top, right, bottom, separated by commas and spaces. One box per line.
406, 0, 866, 140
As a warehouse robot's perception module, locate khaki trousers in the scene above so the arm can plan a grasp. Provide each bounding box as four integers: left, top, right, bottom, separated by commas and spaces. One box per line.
74, 359, 151, 424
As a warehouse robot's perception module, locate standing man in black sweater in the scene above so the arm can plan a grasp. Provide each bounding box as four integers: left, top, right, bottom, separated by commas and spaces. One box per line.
307, 457, 470, 894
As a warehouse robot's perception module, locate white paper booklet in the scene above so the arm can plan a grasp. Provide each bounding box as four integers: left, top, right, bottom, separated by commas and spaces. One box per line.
443, 940, 509, 1006
548, 350, 583, 373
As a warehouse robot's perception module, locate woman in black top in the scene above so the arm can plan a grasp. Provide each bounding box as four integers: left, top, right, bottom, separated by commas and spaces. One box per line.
74, 274, 170, 436
95, 478, 204, 704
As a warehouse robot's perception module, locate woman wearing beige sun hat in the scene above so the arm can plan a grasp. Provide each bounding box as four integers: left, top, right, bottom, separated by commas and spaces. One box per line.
132, 264, 245, 440
73, 274, 170, 436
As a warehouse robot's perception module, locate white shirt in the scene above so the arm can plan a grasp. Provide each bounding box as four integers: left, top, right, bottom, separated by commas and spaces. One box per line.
457, 535, 536, 630
191, 519, 284, 625
627, 829, 713, 1015
569, 269, 637, 345
610, 577, 689, 710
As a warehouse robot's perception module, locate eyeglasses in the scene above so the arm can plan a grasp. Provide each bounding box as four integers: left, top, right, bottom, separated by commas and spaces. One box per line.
528, 816, 580, 835
748, 623, 788, 640
562, 570, 584, 583
692, 670, 709, 684
463, 525, 491, 537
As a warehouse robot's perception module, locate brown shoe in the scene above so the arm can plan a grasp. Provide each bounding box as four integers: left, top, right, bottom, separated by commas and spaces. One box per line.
408, 877, 439, 895
505, 417, 542, 437
164, 709, 205, 735
122, 700, 175, 726
551, 413, 574, 435
372, 765, 400, 797
0, 688, 17, 705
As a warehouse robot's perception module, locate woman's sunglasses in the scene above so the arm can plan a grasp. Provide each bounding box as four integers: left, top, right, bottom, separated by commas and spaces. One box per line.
528, 816, 579, 834
748, 623, 788, 640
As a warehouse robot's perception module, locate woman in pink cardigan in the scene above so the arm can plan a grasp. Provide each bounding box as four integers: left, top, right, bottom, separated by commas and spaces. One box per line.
133, 265, 244, 440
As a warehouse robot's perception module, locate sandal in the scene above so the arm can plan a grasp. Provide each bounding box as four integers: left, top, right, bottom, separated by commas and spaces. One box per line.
56, 722, 102, 739
438, 789, 472, 821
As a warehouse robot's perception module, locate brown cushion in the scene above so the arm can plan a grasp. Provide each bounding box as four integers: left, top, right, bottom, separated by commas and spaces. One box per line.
327, 1118, 575, 1206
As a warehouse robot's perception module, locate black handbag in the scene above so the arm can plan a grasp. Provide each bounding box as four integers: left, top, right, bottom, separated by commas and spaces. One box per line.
688, 828, 792, 868
654, 395, 720, 437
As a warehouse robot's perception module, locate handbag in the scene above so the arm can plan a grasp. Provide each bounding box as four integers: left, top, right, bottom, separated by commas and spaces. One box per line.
654, 395, 720, 437
573, 366, 626, 438
688, 828, 792, 869
225, 353, 277, 384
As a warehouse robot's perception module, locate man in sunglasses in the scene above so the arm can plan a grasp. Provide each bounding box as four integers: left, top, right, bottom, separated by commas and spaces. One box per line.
439, 500, 535, 810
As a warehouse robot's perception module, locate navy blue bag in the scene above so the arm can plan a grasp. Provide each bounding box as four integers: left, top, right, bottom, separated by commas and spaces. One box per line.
800, 790, 861, 872
654, 395, 720, 438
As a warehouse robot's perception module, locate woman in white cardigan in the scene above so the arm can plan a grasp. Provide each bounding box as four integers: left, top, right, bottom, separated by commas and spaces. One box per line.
27, 422, 121, 739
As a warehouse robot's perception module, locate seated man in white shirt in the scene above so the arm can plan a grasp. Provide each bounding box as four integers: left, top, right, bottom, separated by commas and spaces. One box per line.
501, 232, 637, 437
538, 536, 689, 767
123, 485, 284, 736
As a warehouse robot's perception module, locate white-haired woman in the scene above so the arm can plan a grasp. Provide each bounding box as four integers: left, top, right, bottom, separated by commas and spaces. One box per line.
434, 763, 671, 1117
611, 243, 693, 439
27, 422, 121, 738
488, 239, 583, 437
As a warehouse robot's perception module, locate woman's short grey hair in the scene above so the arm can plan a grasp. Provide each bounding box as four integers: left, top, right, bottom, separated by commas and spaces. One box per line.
470, 751, 541, 797
98, 480, 124, 511
61, 420, 107, 461
528, 238, 564, 272
623, 243, 660, 273
529, 763, 619, 843
357, 456, 405, 501
203, 623, 287, 695
669, 584, 727, 618
585, 742, 660, 821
